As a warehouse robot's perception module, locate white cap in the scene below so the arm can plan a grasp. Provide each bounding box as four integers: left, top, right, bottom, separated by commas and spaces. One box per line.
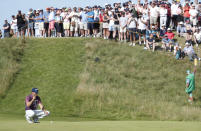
185, 42, 189, 45
179, 21, 183, 24
167, 28, 171, 30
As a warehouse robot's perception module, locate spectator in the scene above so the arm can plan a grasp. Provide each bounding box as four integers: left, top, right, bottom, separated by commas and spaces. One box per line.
193, 28, 201, 46
137, 14, 148, 45
10, 15, 18, 37
27, 8, 35, 37
183, 3, 190, 22
128, 14, 137, 46
48, 7, 55, 37
149, 2, 159, 27
183, 42, 196, 61
16, 10, 26, 37
177, 21, 186, 37
146, 33, 156, 52
44, 8, 50, 37
38, 9, 45, 37
3, 20, 10, 38
86, 7, 94, 37
189, 4, 198, 27
159, 4, 167, 29
171, 0, 179, 29
119, 12, 127, 42
0, 30, 2, 38
165, 28, 175, 42
159, 24, 167, 38
80, 8, 88, 37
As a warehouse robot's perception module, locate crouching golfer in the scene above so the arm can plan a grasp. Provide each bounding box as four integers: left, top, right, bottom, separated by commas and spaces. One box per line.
186, 68, 196, 103
25, 88, 50, 123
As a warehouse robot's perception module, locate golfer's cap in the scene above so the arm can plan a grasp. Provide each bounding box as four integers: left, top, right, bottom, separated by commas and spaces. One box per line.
185, 42, 190, 45
186, 70, 190, 74
152, 26, 155, 28
167, 28, 171, 30
32, 88, 39, 94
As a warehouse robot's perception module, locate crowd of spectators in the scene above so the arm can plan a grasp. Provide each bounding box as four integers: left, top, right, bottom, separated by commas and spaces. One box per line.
1, 0, 201, 60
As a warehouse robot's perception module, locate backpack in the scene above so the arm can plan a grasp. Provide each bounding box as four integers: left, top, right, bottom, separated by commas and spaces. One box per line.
175, 49, 181, 60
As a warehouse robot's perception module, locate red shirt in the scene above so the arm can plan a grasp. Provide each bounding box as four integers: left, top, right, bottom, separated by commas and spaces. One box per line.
165, 32, 174, 39
183, 6, 190, 18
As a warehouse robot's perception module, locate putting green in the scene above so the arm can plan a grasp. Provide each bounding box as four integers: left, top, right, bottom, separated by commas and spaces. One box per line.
0, 120, 201, 131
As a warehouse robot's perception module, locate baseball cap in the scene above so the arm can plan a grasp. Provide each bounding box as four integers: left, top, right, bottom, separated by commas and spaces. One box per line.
167, 28, 171, 31
32, 88, 39, 94
186, 70, 190, 74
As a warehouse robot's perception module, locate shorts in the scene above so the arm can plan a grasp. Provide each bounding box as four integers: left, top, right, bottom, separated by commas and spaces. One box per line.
190, 18, 198, 26
18, 24, 26, 32
103, 23, 109, 29
49, 21, 55, 30
113, 25, 119, 31
150, 17, 158, 25
55, 22, 61, 33
93, 22, 99, 29
138, 29, 146, 35
28, 23, 34, 29
120, 26, 127, 33
87, 23, 94, 30
34, 22, 39, 29
63, 22, 70, 30
70, 22, 78, 32
79, 22, 87, 30
44, 22, 49, 31
129, 28, 137, 35
39, 22, 44, 30
109, 25, 114, 31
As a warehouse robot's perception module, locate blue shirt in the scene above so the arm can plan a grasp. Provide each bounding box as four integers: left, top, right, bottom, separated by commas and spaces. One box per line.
43, 12, 49, 22
87, 11, 94, 22
38, 14, 44, 22
81, 12, 88, 23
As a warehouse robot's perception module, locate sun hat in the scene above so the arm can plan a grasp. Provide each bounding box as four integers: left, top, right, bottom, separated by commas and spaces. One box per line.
32, 88, 39, 94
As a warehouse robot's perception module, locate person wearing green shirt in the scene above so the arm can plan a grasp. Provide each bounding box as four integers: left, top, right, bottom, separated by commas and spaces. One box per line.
185, 68, 196, 103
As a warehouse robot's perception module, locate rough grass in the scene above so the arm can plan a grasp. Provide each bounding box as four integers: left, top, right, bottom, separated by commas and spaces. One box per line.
0, 38, 25, 97
0, 37, 201, 121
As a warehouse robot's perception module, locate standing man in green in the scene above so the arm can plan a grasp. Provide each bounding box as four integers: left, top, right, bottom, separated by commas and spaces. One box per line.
185, 67, 196, 103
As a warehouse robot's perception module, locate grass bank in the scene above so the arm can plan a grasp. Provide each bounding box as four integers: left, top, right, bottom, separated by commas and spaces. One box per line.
0, 38, 201, 121
0, 38, 25, 97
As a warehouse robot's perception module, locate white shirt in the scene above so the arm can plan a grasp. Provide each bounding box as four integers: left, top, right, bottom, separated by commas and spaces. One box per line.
150, 6, 159, 17
171, 4, 178, 15
194, 32, 201, 41
11, 19, 17, 29
128, 17, 137, 28
48, 11, 55, 21
69, 11, 80, 22
109, 17, 114, 26
159, 8, 167, 17
189, 9, 198, 18
138, 17, 148, 30
120, 17, 128, 27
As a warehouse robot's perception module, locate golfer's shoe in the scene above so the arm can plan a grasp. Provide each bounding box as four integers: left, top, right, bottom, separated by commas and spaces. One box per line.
26, 116, 33, 124
34, 119, 40, 123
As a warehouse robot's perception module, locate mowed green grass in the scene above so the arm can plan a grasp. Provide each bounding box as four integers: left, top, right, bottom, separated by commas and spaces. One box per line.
0, 119, 201, 131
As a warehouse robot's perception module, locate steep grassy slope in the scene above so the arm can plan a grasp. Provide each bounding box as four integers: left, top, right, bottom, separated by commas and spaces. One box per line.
0, 38, 201, 121
0, 38, 25, 96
